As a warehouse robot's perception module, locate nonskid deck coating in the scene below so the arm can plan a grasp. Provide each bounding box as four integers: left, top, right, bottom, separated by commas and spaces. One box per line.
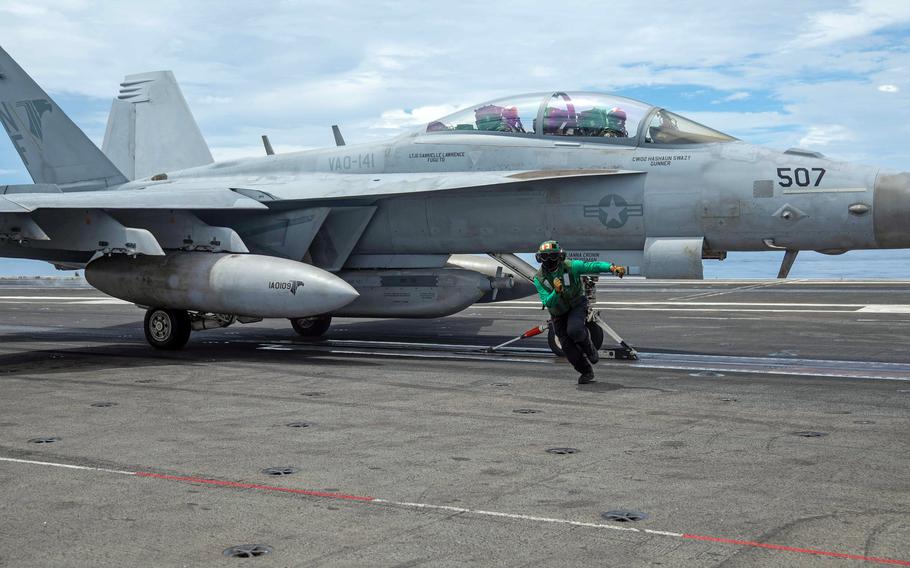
0, 281, 909, 566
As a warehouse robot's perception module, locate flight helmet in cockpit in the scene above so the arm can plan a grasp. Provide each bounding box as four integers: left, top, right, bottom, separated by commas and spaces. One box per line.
423, 91, 736, 145
474, 104, 526, 133
605, 107, 628, 137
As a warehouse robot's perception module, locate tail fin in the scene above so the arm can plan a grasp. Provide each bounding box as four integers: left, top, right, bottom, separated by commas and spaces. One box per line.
102, 71, 213, 180
0, 46, 128, 191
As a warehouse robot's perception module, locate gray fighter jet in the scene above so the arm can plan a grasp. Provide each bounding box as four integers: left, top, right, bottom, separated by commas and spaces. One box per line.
1, 46, 906, 349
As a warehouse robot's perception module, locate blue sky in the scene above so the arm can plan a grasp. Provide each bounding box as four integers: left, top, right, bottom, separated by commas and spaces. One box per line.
1, 0, 909, 276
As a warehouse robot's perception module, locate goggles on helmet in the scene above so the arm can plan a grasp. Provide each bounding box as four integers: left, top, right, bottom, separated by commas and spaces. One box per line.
537, 251, 563, 262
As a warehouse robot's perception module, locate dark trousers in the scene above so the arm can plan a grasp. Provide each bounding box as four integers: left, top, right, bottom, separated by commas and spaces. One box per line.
552, 299, 594, 374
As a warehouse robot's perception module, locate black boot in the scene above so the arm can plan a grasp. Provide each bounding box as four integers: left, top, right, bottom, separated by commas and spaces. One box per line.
578, 371, 595, 384
582, 330, 599, 365
586, 344, 599, 365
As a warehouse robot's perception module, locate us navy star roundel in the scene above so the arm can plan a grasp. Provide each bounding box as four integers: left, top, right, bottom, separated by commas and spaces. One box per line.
583, 194, 644, 229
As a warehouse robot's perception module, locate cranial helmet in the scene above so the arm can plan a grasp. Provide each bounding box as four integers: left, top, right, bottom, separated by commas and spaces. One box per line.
535, 240, 566, 271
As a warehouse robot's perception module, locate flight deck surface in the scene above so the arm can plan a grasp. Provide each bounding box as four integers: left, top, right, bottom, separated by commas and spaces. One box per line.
1, 280, 909, 567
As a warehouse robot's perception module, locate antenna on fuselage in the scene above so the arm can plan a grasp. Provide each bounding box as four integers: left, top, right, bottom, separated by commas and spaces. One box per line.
261, 135, 275, 156
332, 125, 346, 147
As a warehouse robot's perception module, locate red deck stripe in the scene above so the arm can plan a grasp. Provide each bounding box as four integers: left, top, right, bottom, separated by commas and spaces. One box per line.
135, 470, 910, 565
135, 472, 375, 502
683, 534, 910, 566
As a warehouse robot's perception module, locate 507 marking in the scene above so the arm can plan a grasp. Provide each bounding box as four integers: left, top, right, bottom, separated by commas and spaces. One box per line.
777, 167, 825, 188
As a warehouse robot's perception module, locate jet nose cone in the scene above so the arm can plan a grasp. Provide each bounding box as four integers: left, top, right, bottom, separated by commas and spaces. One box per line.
874, 171, 910, 248
305, 270, 359, 314
324, 277, 360, 312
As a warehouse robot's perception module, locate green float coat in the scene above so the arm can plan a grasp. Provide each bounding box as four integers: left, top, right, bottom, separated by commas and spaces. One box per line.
533, 260, 614, 317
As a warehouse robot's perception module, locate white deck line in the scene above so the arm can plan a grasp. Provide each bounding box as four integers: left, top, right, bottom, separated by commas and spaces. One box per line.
0, 456, 136, 475
6, 454, 906, 566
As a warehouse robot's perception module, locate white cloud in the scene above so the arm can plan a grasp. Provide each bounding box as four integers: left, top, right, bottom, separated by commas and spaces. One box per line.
878, 84, 900, 93
373, 104, 465, 130
0, 0, 908, 173
0, 5, 50, 17
712, 91, 751, 104
799, 125, 853, 147
774, 78, 909, 162
679, 111, 793, 135
791, 0, 910, 48
209, 144, 313, 162
530, 66, 557, 78
250, 71, 385, 116
725, 92, 751, 101
192, 95, 233, 105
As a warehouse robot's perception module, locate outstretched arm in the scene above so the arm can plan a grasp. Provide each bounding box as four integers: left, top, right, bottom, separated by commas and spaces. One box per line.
572, 260, 613, 274
571, 260, 626, 277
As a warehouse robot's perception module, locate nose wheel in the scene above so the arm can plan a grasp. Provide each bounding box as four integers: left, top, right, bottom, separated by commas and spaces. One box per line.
144, 308, 191, 350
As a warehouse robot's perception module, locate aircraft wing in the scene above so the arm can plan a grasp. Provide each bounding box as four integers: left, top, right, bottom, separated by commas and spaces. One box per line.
0, 183, 269, 261
0, 195, 29, 212
2, 185, 269, 212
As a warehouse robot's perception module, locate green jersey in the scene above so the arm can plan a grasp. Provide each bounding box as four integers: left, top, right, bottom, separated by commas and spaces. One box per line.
533, 259, 614, 316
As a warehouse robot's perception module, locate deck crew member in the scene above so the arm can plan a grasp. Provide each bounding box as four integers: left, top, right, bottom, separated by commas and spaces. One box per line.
533, 240, 625, 384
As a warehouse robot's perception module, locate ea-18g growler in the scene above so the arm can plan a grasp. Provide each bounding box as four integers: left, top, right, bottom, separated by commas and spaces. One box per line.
1, 46, 905, 349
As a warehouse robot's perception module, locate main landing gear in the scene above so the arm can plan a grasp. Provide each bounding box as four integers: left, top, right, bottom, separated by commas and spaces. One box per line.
144, 308, 191, 350
140, 307, 331, 349
289, 315, 332, 338
141, 309, 333, 349
143, 308, 257, 350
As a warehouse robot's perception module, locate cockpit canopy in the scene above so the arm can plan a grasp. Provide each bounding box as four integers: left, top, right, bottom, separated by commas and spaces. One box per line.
424, 92, 735, 145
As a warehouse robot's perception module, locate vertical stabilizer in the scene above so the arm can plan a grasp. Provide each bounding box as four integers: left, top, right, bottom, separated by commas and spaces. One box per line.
102, 71, 213, 180
0, 46, 128, 191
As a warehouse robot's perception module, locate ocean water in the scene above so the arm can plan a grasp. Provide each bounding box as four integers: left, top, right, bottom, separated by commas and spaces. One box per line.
703, 249, 910, 280
2, 249, 910, 280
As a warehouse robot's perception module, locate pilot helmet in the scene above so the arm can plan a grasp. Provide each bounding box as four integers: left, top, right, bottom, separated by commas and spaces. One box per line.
502, 106, 523, 130
608, 107, 627, 121
606, 107, 627, 132
536, 240, 566, 271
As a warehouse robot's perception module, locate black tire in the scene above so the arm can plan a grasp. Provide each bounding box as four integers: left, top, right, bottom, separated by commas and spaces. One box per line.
144, 308, 191, 350
547, 326, 565, 357
547, 321, 603, 357
290, 315, 332, 338
588, 321, 604, 350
